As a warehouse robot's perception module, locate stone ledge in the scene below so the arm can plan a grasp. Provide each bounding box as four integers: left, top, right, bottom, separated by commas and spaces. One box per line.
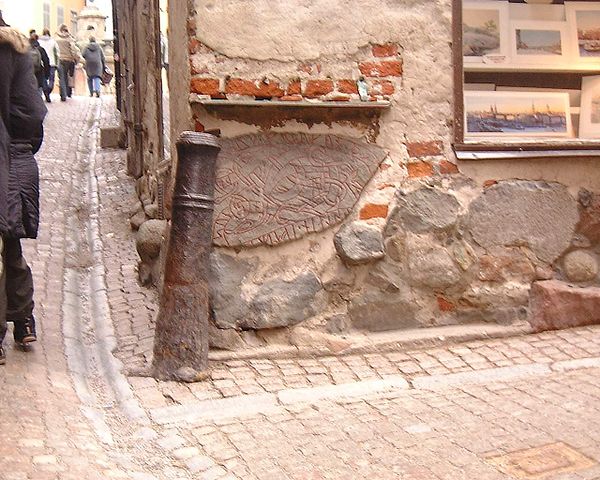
208, 323, 532, 362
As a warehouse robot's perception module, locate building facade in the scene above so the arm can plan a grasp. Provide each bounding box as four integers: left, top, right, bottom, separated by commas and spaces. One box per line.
0, 0, 85, 35
119, 0, 600, 354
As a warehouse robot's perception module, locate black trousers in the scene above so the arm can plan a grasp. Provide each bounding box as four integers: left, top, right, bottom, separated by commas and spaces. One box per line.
0, 238, 34, 344
0, 239, 5, 345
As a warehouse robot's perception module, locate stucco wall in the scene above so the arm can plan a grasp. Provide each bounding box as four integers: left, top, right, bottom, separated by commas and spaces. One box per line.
160, 0, 600, 351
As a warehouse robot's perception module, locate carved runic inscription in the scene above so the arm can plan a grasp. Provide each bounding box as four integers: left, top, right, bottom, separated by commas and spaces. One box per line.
213, 133, 387, 247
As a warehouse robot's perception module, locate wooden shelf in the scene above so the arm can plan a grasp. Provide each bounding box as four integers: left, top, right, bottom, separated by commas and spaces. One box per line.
465, 64, 600, 74
454, 140, 600, 160
190, 96, 391, 110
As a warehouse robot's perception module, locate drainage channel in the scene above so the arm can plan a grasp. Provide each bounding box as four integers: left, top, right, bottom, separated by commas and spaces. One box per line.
62, 99, 148, 442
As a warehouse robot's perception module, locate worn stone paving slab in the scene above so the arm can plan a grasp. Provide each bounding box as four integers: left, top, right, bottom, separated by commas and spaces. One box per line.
155, 368, 600, 480
125, 325, 600, 410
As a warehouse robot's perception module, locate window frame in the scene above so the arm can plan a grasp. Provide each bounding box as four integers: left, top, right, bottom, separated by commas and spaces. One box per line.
57, 5, 64, 27
452, 0, 600, 159
70, 10, 78, 35
43, 2, 51, 30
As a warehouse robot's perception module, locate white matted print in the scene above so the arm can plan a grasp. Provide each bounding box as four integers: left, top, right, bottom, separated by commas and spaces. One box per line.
566, 1, 600, 63
463, 1, 510, 64
580, 76, 600, 138
510, 20, 569, 64
464, 91, 572, 138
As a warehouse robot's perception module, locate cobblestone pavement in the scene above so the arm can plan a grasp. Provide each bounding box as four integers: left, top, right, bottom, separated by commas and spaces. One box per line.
1, 97, 600, 480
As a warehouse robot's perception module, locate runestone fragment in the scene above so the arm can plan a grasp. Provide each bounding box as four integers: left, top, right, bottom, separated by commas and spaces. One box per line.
213, 133, 387, 247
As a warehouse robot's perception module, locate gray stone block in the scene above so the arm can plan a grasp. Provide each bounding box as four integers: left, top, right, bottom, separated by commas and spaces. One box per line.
407, 240, 462, 290
348, 288, 418, 331
334, 221, 385, 266
210, 251, 254, 330
468, 181, 578, 263
386, 187, 461, 235
245, 271, 322, 329
100, 126, 126, 149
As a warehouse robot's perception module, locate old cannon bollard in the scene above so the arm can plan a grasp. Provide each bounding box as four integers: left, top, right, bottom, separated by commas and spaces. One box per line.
152, 131, 221, 382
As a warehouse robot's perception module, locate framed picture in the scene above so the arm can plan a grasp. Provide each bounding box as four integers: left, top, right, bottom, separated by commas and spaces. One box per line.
464, 91, 573, 138
510, 20, 569, 64
463, 1, 510, 64
580, 76, 600, 139
566, 1, 600, 63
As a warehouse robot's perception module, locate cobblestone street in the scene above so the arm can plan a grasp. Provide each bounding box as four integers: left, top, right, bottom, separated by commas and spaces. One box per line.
1, 97, 600, 479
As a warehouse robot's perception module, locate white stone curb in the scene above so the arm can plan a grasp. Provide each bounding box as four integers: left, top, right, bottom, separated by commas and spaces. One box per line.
277, 377, 410, 405
151, 393, 280, 426
411, 363, 551, 390
551, 357, 600, 372
148, 356, 600, 426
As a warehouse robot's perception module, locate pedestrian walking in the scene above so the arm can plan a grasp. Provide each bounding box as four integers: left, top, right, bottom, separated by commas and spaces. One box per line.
55, 24, 81, 102
82, 37, 105, 98
0, 13, 47, 364
29, 34, 51, 97
38, 28, 59, 103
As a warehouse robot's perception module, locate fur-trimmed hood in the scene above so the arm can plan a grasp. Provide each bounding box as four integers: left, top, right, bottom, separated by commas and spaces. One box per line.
0, 27, 29, 54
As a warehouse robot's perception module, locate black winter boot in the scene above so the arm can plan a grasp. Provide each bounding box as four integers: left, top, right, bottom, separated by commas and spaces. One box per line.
13, 317, 36, 347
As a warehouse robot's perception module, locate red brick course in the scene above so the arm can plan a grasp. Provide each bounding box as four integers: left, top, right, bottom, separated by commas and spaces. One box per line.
437, 296, 456, 312
439, 160, 459, 175
359, 60, 403, 77
287, 80, 302, 95
359, 203, 389, 220
407, 161, 434, 178
370, 80, 395, 96
372, 43, 399, 58
225, 78, 285, 98
337, 80, 359, 95
304, 80, 334, 97
406, 141, 444, 158
190, 77, 220, 96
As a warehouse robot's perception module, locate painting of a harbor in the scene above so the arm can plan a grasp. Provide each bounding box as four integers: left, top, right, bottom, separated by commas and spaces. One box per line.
576, 11, 600, 58
465, 91, 571, 138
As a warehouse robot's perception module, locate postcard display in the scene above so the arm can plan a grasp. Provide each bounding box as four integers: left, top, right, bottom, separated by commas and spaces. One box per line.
463, 1, 600, 140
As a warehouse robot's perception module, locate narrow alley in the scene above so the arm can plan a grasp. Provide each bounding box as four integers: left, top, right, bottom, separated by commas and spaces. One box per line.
1, 97, 600, 479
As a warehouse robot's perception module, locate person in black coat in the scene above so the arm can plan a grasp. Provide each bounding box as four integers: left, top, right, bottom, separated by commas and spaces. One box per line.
29, 34, 51, 94
0, 15, 47, 364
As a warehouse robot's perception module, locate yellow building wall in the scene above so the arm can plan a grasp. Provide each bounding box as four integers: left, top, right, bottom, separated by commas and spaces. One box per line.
0, 0, 85, 36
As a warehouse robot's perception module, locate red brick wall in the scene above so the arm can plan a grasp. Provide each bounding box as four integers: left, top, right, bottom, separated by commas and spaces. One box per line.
189, 43, 402, 103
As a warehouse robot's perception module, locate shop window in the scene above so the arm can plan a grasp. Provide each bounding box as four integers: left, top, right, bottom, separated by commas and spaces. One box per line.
454, 0, 600, 157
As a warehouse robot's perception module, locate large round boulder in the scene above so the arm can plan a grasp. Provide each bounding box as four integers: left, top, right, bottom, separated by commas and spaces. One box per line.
468, 181, 578, 264
136, 219, 168, 262
563, 250, 598, 283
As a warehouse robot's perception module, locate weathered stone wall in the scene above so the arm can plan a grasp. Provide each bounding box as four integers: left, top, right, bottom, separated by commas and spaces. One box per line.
155, 0, 600, 351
